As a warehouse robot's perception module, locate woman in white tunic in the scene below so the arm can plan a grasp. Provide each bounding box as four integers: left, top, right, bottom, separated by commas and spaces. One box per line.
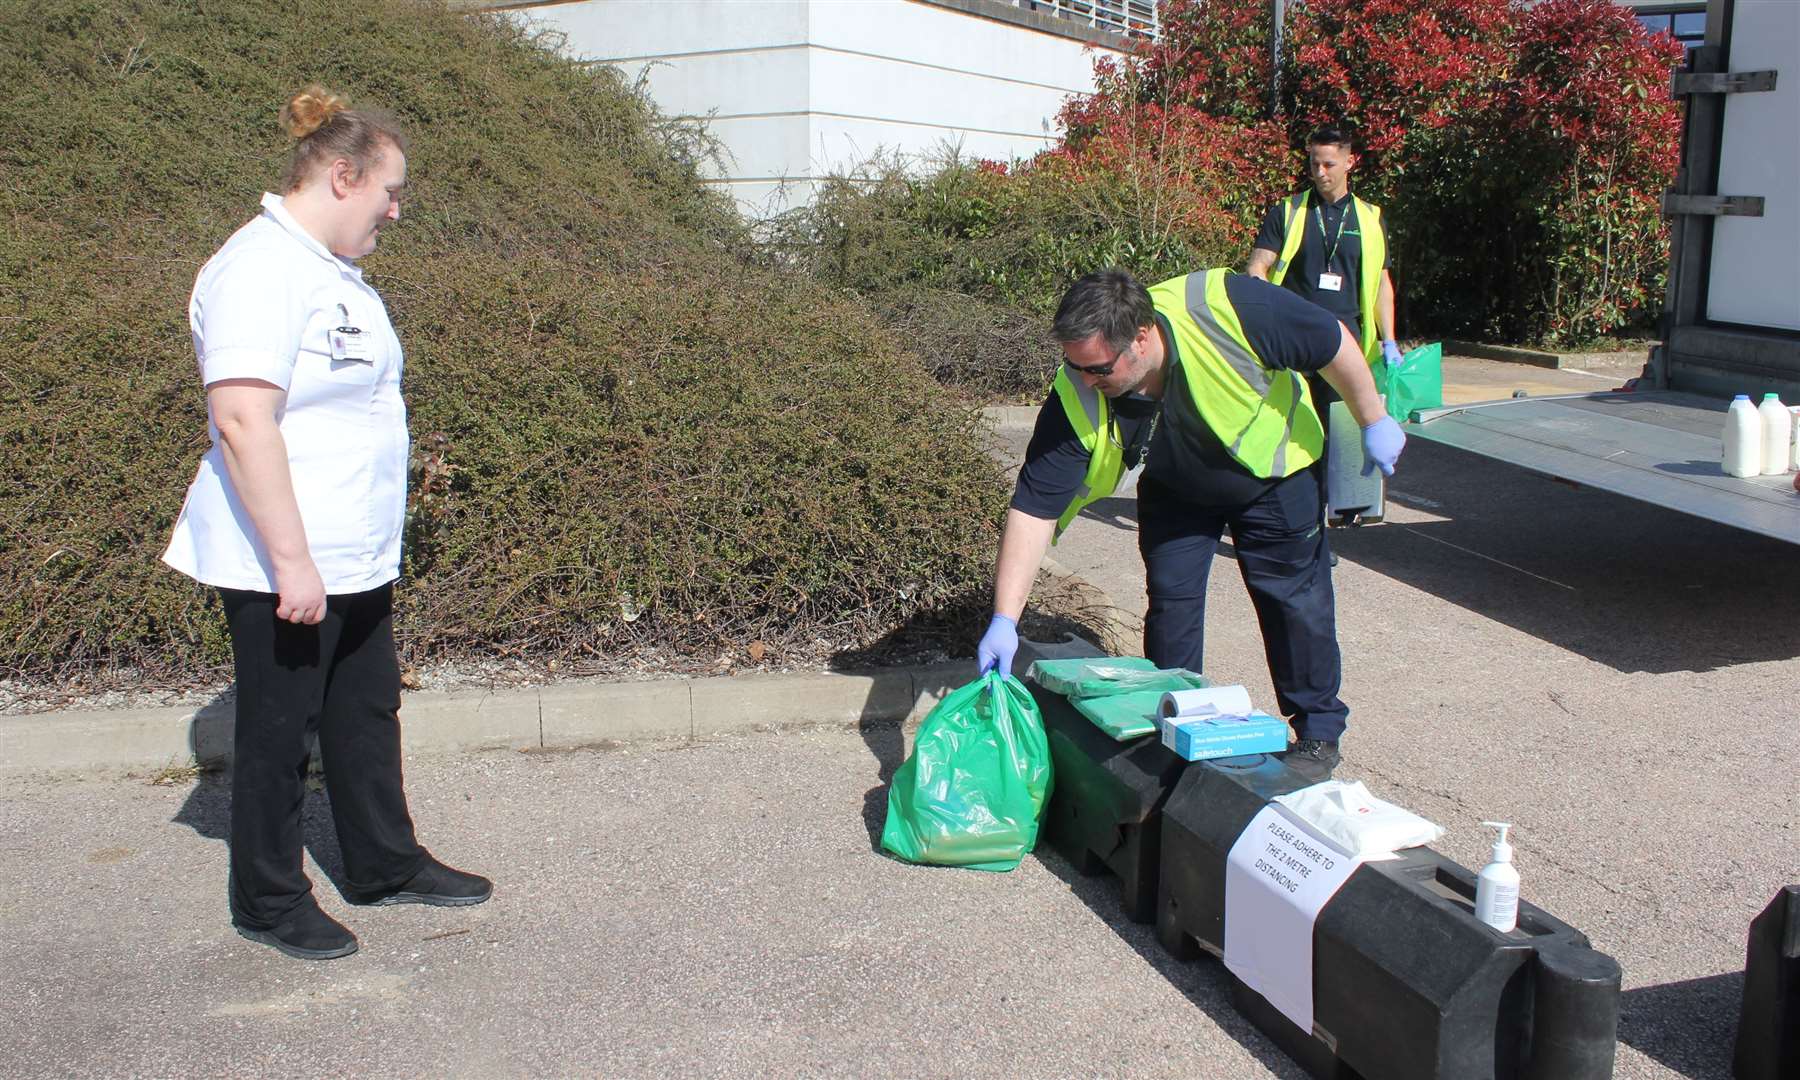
164, 86, 489, 960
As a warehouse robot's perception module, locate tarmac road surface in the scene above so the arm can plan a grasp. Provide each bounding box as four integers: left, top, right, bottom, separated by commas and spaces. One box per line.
3, 352, 1794, 1078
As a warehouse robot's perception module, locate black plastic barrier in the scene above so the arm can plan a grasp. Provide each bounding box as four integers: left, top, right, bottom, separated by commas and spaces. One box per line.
1028, 682, 1189, 922
1155, 757, 1622, 1080
1734, 884, 1800, 1080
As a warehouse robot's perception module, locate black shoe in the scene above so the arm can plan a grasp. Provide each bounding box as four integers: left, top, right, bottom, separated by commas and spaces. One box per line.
347, 856, 492, 908
234, 904, 359, 961
1281, 738, 1341, 783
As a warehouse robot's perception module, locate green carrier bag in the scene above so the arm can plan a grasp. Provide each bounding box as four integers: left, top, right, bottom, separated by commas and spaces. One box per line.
1382, 342, 1444, 423
879, 671, 1053, 872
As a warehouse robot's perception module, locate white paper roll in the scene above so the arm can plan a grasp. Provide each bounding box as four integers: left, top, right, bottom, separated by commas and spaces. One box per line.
1159, 684, 1253, 720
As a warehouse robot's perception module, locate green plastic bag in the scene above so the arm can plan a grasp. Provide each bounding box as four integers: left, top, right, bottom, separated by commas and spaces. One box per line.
879, 671, 1053, 872
1069, 670, 1210, 741
1028, 656, 1162, 698
1383, 342, 1443, 423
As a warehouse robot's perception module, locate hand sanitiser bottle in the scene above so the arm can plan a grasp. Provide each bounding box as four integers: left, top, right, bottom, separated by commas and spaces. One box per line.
1474, 821, 1520, 933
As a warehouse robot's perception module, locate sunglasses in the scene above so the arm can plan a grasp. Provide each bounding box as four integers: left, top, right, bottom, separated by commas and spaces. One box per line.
1064, 341, 1132, 378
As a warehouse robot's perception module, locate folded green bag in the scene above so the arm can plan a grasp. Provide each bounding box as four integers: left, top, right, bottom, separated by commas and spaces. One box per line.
1029, 656, 1166, 698
1068, 670, 1211, 741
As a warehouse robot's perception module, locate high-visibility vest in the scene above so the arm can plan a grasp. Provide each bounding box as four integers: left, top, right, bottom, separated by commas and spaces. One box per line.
1148, 269, 1324, 479
1267, 189, 1387, 365
1050, 366, 1124, 542
1048, 270, 1324, 542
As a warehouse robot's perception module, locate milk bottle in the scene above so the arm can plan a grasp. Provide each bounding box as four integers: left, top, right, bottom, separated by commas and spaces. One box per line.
1757, 393, 1789, 475
1723, 395, 1761, 478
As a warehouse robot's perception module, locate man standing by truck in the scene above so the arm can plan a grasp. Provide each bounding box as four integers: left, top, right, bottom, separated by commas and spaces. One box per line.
1248, 125, 1401, 374
976, 268, 1405, 781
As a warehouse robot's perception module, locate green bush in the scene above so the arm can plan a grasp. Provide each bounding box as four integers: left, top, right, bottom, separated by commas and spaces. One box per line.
763, 157, 1059, 398
0, 0, 1008, 683
764, 130, 1287, 398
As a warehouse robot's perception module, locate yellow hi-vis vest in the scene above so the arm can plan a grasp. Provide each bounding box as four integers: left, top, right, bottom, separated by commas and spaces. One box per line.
1148, 269, 1324, 479
1267, 189, 1387, 365
1050, 366, 1124, 542
1049, 269, 1324, 541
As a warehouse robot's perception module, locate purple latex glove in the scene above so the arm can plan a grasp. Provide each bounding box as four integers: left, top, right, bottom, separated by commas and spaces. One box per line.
976, 613, 1018, 676
1381, 340, 1404, 369
1361, 415, 1405, 477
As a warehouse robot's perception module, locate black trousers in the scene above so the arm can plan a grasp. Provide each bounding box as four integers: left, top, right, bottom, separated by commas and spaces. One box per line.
219, 583, 425, 928
1137, 467, 1350, 742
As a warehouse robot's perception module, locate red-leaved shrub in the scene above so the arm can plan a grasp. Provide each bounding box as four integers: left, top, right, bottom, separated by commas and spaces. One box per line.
1052, 0, 1685, 345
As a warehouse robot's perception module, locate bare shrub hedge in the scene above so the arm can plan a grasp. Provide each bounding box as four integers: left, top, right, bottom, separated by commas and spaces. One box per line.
0, 0, 1007, 684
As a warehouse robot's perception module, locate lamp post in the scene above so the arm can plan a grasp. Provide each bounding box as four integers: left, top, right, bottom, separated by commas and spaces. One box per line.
1270, 0, 1286, 117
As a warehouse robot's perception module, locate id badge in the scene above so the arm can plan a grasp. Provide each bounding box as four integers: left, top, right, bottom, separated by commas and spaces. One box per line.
330, 325, 371, 362
1317, 272, 1344, 292
330, 302, 372, 363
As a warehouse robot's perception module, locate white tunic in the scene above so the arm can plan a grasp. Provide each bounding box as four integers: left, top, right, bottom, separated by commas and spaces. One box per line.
162, 193, 409, 594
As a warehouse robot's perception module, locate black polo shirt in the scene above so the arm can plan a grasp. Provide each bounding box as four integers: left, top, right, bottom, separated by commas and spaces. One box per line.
1252, 191, 1389, 341
1012, 274, 1343, 515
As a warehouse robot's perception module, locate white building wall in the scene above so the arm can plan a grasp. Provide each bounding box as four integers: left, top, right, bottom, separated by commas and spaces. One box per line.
506, 0, 1121, 216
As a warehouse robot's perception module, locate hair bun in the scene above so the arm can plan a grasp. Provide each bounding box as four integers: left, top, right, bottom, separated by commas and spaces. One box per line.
280, 85, 351, 140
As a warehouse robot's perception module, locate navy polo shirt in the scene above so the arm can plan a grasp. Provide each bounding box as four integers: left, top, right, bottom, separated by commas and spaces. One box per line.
1253, 191, 1390, 341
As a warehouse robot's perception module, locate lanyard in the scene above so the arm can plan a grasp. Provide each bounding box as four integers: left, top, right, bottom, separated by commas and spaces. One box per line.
1313, 198, 1351, 267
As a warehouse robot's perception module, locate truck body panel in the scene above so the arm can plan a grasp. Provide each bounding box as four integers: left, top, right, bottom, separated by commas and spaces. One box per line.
1408, 0, 1800, 543
1411, 391, 1797, 544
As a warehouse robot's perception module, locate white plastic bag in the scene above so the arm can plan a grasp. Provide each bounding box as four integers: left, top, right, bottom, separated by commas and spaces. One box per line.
1271, 780, 1444, 859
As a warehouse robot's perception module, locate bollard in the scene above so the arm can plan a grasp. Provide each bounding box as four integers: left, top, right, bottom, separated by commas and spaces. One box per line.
1733, 884, 1800, 1080
1156, 759, 1622, 1080
1028, 682, 1189, 922
1526, 941, 1622, 1080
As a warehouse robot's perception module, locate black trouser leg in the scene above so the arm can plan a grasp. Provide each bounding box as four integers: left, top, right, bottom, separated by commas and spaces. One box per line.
1229, 470, 1349, 742
315, 585, 425, 895
220, 585, 425, 927
221, 588, 338, 928
1136, 477, 1225, 674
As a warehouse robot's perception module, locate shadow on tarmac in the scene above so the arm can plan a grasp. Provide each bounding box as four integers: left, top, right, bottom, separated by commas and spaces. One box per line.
171, 690, 355, 901
1331, 440, 1800, 674
172, 773, 352, 886
1617, 970, 1745, 1080
1076, 494, 1141, 535
1036, 849, 1309, 1078
829, 604, 984, 852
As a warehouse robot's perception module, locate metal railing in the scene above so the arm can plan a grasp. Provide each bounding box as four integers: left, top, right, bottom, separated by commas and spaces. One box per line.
1011, 0, 1160, 41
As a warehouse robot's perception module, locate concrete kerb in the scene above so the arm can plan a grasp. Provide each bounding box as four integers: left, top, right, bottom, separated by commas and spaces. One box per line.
0, 661, 992, 778
1443, 339, 1567, 369
2, 613, 1131, 782
984, 404, 1042, 429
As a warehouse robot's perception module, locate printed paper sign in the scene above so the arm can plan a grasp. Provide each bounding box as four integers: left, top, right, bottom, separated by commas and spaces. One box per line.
1224, 803, 1366, 1034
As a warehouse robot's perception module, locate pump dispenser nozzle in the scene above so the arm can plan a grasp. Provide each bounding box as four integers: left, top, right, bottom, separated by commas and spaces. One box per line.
1481, 821, 1513, 861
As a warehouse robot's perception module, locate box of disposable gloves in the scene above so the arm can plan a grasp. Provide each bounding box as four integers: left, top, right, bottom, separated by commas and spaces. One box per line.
1157, 686, 1287, 761
1159, 712, 1288, 761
